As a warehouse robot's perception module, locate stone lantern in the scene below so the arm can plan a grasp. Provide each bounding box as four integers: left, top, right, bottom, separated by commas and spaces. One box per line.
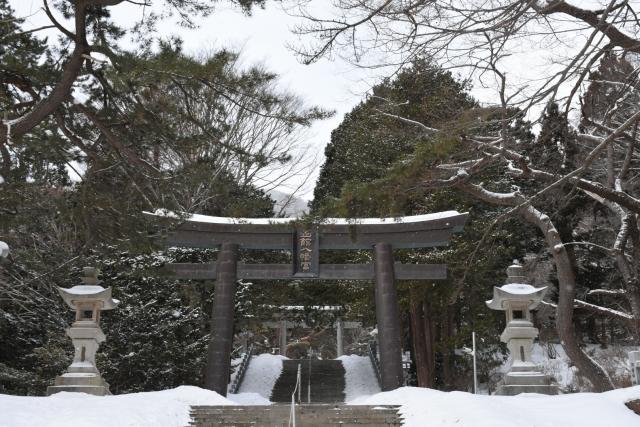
486, 262, 559, 395
47, 267, 119, 396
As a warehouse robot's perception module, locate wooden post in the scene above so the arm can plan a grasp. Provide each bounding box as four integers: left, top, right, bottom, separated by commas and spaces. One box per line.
240, 331, 249, 354
279, 318, 287, 356
373, 242, 403, 391
336, 317, 344, 357
205, 242, 239, 396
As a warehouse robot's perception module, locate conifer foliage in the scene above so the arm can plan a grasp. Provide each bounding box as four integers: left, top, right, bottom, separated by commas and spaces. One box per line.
0, 0, 322, 395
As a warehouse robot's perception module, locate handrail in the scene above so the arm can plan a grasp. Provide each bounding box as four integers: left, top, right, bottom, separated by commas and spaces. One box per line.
229, 343, 254, 394
230, 345, 242, 358
288, 363, 302, 427
368, 340, 382, 390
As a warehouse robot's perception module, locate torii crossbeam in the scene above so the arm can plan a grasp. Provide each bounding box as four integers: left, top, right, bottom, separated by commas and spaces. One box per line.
145, 210, 467, 395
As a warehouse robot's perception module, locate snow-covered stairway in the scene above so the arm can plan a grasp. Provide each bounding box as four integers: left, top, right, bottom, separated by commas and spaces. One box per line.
270, 359, 345, 403
188, 404, 404, 426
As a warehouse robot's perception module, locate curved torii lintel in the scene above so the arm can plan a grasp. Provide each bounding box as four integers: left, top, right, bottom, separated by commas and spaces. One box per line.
144, 210, 468, 250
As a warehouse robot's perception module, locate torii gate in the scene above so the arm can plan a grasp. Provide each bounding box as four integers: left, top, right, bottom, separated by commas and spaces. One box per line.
147, 210, 467, 396
263, 316, 362, 357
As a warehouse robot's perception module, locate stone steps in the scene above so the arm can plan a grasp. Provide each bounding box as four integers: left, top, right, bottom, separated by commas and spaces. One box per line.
189, 404, 403, 426
270, 359, 345, 403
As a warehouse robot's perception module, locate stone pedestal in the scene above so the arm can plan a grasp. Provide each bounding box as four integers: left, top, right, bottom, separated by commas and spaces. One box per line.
47, 267, 118, 396
494, 320, 559, 395
48, 324, 111, 396
495, 371, 559, 395
48, 373, 112, 396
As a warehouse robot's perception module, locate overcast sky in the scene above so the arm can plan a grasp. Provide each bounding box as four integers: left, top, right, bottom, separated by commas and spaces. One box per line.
9, 1, 597, 200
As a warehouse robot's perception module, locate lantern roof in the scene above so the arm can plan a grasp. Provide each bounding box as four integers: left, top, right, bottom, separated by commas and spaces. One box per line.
486, 262, 547, 310
57, 267, 119, 310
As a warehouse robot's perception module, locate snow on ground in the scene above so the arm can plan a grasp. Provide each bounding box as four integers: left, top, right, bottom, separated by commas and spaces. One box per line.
338, 354, 381, 402
530, 343, 577, 389
225, 356, 274, 404
1, 383, 638, 426
350, 385, 640, 427
499, 343, 636, 391
226, 392, 271, 405
236, 353, 286, 400
0, 386, 233, 427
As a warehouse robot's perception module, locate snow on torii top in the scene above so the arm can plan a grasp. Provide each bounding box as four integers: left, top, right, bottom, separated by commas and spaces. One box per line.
145, 209, 468, 250
145, 209, 465, 226
486, 262, 548, 311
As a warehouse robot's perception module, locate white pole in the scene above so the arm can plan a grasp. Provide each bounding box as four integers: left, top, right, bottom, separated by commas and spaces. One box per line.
297, 364, 301, 403
307, 358, 311, 403
290, 393, 296, 427
289, 364, 301, 427
472, 331, 478, 394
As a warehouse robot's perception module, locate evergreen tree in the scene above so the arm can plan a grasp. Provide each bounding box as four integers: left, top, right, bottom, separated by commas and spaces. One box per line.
312, 60, 475, 211
310, 60, 531, 390
531, 103, 577, 171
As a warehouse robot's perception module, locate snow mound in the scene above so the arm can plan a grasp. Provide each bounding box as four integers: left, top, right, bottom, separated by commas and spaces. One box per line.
237, 353, 286, 400
2, 384, 639, 426
350, 386, 640, 427
338, 355, 381, 402
0, 386, 233, 427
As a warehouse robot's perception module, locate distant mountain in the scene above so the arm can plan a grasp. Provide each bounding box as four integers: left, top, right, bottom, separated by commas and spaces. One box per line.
269, 190, 309, 218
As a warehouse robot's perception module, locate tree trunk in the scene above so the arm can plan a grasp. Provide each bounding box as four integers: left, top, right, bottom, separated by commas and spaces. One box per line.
624, 215, 640, 342
409, 289, 430, 387
628, 290, 640, 342
441, 306, 455, 390
520, 205, 615, 391
422, 301, 436, 387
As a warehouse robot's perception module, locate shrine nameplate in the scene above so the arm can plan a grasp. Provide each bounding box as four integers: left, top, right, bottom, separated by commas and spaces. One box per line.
294, 227, 319, 277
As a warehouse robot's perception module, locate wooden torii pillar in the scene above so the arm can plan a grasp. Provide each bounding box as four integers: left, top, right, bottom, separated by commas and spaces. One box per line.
147, 211, 467, 395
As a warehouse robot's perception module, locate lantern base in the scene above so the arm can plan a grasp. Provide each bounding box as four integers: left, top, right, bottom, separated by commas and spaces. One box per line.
47, 372, 111, 396
494, 371, 559, 395
495, 384, 560, 395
